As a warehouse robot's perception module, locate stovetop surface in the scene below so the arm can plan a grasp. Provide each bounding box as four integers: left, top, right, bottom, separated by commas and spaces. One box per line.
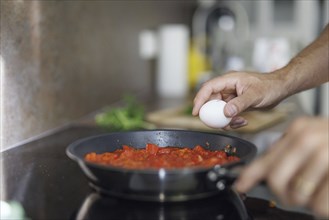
73, 190, 315, 220
75, 190, 250, 220
0, 125, 316, 220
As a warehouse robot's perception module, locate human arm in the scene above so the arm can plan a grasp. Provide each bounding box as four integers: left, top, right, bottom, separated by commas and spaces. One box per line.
191, 24, 329, 218
192, 24, 329, 129
282, 24, 329, 96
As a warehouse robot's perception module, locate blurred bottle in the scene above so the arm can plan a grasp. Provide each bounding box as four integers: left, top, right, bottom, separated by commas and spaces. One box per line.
190, 0, 250, 91
156, 24, 189, 98
188, 38, 211, 91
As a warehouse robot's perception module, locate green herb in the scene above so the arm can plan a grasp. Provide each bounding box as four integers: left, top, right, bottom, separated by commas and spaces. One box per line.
183, 104, 193, 115
224, 145, 237, 157
95, 95, 154, 131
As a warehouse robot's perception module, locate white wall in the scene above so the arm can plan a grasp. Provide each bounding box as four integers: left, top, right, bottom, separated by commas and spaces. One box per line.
254, 0, 326, 116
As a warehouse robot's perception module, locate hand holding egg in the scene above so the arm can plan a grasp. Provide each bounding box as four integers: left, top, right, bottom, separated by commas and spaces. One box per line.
199, 100, 232, 129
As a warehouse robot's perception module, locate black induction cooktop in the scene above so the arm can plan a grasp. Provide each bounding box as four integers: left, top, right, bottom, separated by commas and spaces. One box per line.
72, 189, 316, 220
0, 125, 316, 220
74, 190, 250, 220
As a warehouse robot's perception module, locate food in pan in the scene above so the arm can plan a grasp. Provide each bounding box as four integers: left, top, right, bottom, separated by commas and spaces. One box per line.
85, 143, 239, 169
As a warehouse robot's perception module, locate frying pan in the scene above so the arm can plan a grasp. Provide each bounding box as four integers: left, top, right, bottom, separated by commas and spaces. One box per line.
66, 129, 257, 202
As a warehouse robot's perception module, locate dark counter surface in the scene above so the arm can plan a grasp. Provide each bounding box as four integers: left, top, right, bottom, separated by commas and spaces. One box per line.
0, 124, 316, 220
1, 126, 106, 219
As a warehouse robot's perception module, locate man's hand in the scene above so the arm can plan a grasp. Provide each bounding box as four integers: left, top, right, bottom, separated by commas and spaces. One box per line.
192, 71, 287, 129
234, 117, 329, 218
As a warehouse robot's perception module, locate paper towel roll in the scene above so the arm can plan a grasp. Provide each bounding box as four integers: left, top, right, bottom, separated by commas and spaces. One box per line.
156, 25, 189, 98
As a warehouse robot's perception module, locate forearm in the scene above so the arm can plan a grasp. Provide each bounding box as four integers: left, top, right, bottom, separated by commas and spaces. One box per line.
277, 24, 329, 98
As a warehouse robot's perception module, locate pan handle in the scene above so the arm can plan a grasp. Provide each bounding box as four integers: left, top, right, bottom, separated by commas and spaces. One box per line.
207, 161, 246, 191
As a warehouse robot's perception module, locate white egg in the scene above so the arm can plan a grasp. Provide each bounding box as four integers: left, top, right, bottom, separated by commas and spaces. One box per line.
199, 99, 232, 129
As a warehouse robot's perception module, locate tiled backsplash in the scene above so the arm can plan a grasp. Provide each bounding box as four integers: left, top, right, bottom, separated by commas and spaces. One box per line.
1, 1, 195, 149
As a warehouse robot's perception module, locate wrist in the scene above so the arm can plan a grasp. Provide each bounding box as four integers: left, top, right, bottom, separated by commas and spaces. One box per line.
267, 67, 292, 102
271, 58, 303, 100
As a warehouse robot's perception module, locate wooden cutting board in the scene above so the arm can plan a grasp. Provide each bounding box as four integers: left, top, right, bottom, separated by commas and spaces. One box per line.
146, 104, 288, 133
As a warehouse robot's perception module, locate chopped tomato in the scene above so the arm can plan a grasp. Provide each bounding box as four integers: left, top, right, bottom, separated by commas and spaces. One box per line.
85, 143, 240, 169
193, 145, 205, 152
146, 143, 159, 155
122, 145, 134, 151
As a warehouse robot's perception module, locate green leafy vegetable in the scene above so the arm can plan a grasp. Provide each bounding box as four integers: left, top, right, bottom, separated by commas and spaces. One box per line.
95, 95, 154, 131
183, 104, 193, 115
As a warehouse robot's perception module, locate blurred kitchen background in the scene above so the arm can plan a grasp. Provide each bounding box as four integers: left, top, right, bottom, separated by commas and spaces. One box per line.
1, 0, 328, 150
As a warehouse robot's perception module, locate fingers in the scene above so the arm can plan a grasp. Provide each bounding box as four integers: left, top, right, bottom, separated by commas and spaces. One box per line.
266, 138, 318, 204
235, 117, 329, 218
193, 86, 246, 118
287, 117, 329, 208
222, 121, 248, 132
233, 132, 294, 193
289, 145, 329, 206
192, 73, 259, 117
224, 93, 257, 117
309, 175, 329, 218
192, 80, 224, 116
234, 117, 305, 193
227, 116, 248, 129
192, 72, 242, 116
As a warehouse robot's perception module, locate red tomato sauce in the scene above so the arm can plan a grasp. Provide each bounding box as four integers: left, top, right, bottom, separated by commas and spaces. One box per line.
85, 144, 240, 169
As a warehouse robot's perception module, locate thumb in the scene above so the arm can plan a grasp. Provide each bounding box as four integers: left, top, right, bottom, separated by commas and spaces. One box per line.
224, 95, 254, 117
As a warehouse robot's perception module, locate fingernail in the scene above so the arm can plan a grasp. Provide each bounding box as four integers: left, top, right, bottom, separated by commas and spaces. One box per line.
231, 120, 248, 129
232, 117, 245, 124
226, 104, 237, 117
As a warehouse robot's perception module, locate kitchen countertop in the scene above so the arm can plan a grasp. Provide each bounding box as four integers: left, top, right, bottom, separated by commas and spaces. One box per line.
0, 96, 316, 220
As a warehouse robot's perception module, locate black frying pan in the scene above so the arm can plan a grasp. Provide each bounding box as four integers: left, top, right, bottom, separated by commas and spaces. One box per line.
66, 129, 257, 202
